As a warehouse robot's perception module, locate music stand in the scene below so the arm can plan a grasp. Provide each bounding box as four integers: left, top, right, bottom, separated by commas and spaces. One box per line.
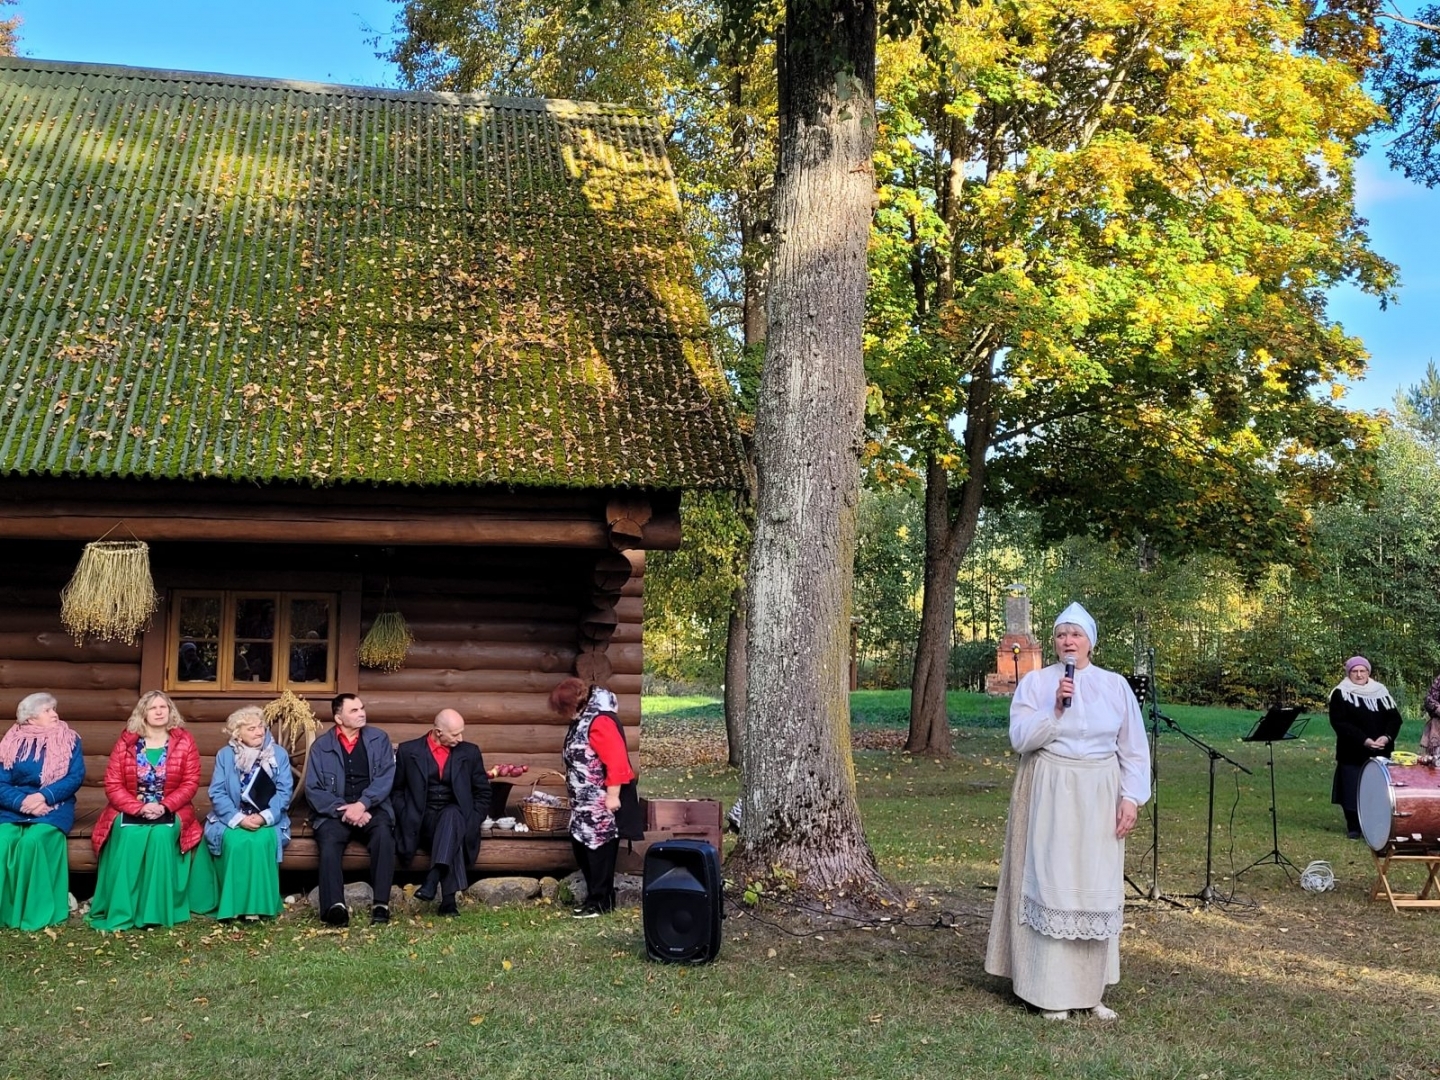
1235, 707, 1309, 881
1122, 661, 1187, 908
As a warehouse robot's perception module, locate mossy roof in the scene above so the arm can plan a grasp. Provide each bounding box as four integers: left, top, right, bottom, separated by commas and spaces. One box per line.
0, 58, 746, 490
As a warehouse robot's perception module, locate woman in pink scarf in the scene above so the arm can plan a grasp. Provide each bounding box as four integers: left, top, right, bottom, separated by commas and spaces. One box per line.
0, 692, 85, 929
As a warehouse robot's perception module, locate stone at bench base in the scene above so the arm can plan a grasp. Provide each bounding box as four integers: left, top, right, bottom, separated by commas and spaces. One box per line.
561, 871, 642, 908
466, 876, 542, 906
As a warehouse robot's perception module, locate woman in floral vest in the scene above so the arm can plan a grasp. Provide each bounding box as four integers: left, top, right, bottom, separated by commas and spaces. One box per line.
548, 677, 641, 917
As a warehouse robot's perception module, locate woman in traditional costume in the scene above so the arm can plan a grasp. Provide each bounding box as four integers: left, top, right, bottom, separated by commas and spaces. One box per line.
88, 691, 216, 930
985, 603, 1150, 1021
0, 693, 85, 929
204, 705, 291, 919
1328, 656, 1402, 838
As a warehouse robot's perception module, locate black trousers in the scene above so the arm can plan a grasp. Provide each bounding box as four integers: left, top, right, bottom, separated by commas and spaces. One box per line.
314, 807, 396, 911
1333, 762, 1364, 832
418, 804, 470, 898
571, 837, 620, 909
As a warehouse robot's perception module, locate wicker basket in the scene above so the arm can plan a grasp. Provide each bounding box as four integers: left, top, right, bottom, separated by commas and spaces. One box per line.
521, 770, 572, 832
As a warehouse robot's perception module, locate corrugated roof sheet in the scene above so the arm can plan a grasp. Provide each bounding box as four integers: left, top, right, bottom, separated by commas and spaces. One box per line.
0, 58, 746, 489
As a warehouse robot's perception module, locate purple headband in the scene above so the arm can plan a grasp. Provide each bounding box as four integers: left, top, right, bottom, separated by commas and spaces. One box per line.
1345, 656, 1370, 675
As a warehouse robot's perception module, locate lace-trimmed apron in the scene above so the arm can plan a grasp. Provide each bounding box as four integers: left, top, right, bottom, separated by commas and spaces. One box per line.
1019, 749, 1124, 940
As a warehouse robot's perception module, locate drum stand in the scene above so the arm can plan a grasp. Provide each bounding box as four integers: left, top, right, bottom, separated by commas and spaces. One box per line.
1235, 709, 1308, 882
1369, 848, 1440, 912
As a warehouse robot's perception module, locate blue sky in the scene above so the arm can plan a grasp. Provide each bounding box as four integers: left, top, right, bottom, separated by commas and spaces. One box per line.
9, 0, 1436, 414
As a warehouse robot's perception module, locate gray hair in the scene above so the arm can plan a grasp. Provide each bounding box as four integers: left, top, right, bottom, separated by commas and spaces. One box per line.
224, 705, 267, 739
15, 692, 57, 724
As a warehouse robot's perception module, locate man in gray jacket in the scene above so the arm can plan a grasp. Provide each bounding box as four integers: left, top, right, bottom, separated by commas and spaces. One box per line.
304, 694, 396, 926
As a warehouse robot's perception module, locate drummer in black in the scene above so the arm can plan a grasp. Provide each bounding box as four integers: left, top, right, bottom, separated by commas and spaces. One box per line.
1330, 656, 1403, 839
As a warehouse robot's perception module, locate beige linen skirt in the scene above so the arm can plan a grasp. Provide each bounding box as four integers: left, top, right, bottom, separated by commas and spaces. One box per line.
984, 749, 1124, 1011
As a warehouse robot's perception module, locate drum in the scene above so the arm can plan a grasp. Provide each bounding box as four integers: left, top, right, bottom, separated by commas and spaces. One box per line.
1357, 758, 1440, 852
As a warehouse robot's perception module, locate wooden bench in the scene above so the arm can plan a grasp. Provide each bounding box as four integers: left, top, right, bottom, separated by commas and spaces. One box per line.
58, 741, 722, 879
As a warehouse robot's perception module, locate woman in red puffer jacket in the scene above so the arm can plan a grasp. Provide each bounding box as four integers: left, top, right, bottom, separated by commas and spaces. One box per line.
88, 691, 216, 929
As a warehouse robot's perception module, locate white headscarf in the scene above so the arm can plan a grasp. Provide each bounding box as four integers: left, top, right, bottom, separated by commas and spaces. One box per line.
1053, 602, 1097, 649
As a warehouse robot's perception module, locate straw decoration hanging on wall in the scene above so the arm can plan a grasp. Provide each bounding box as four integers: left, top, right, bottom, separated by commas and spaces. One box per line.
60, 537, 158, 645
358, 608, 414, 672
264, 690, 324, 764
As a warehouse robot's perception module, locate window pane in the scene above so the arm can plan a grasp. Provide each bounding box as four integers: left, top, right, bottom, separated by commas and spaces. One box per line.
288, 643, 329, 683
178, 595, 221, 640
234, 642, 273, 683
234, 597, 276, 640
176, 639, 218, 683
289, 598, 331, 640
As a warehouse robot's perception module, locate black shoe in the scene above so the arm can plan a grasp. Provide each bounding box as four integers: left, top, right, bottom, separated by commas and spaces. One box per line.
1347, 830, 1363, 840
371, 904, 390, 925
321, 903, 349, 927
414, 882, 437, 903
437, 897, 459, 917
572, 904, 601, 920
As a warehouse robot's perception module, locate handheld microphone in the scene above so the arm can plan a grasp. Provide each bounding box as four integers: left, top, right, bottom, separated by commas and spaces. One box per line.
1062, 653, 1076, 707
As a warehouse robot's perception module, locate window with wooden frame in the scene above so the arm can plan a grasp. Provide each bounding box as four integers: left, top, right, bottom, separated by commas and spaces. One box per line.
167, 591, 338, 693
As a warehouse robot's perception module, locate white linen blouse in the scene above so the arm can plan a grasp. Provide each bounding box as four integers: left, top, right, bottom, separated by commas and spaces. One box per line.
1010, 661, 1152, 806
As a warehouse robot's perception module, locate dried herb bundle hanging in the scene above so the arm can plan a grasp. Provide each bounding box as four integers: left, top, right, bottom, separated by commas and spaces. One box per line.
60, 539, 158, 645
358, 609, 414, 671
263, 690, 323, 760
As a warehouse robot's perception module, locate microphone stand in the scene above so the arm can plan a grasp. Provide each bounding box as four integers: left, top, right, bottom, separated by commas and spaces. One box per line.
1159, 712, 1252, 907
1125, 649, 1186, 908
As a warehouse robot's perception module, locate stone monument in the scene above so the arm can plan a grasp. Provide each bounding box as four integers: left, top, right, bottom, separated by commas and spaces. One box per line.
984, 585, 1044, 695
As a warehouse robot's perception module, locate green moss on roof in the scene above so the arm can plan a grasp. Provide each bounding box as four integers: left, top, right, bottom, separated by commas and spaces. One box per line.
0, 58, 745, 489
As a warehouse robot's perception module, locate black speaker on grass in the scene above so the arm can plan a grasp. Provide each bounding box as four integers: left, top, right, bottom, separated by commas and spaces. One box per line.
643, 839, 722, 963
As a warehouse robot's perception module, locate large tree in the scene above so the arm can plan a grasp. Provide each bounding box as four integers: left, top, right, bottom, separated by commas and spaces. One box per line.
728, 0, 887, 896
1, 0, 19, 57
864, 0, 1395, 753
1371, 3, 1440, 185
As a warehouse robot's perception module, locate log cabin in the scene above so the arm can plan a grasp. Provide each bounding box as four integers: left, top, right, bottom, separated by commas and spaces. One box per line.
0, 57, 742, 877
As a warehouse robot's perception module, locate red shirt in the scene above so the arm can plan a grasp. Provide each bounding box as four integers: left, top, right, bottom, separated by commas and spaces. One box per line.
588, 714, 635, 785
427, 731, 451, 776
336, 727, 359, 753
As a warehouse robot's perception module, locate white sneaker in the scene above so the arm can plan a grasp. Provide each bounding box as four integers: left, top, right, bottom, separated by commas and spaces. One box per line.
1090, 1004, 1118, 1021
1041, 1010, 1069, 1021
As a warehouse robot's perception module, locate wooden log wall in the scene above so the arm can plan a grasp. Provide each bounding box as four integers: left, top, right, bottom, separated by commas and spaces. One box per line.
0, 538, 646, 870
355, 546, 645, 780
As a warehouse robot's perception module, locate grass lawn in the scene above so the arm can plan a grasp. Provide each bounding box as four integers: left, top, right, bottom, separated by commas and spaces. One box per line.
3, 691, 1439, 1079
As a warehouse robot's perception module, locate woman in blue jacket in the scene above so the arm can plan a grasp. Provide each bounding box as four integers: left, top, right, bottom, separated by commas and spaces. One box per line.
204, 705, 292, 919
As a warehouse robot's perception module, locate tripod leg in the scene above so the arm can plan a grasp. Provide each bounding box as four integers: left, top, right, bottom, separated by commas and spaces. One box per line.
1201, 751, 1219, 904
1236, 740, 1299, 879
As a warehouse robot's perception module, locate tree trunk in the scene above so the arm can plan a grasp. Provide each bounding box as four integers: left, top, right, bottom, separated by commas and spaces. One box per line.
731, 0, 885, 897
906, 358, 997, 754
907, 460, 961, 755
721, 60, 767, 772
723, 586, 748, 768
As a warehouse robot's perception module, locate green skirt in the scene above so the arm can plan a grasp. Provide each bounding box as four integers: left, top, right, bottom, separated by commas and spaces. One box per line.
211, 826, 282, 919
0, 823, 70, 931
88, 819, 218, 931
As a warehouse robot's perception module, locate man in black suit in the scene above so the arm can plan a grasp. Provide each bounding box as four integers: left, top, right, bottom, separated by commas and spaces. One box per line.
394, 708, 491, 915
